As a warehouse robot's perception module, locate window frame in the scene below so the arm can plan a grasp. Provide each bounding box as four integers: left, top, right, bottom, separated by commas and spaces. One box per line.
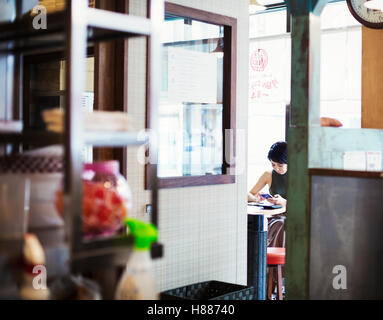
145, 2, 237, 189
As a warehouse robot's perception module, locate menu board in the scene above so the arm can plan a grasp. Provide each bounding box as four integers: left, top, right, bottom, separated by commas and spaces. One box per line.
168, 47, 217, 104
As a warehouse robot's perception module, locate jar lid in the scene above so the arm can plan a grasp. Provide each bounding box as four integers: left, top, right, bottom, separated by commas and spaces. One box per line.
83, 161, 120, 175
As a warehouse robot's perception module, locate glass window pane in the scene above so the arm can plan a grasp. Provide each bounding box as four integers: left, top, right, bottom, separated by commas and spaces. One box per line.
321, 1, 361, 29
159, 16, 224, 177
249, 9, 287, 38
320, 1, 362, 128
249, 37, 291, 104
248, 35, 289, 190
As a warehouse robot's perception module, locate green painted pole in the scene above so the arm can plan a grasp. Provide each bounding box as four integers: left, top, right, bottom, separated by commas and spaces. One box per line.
284, 0, 328, 300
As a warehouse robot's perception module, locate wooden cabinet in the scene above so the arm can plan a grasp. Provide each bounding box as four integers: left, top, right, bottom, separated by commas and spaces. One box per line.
362, 27, 383, 129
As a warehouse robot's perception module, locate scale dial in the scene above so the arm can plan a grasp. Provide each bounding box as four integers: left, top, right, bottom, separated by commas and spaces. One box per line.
347, 0, 383, 29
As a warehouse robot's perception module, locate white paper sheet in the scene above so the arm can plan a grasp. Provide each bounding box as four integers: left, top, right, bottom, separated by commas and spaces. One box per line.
366, 151, 382, 171
168, 47, 217, 104
343, 151, 366, 171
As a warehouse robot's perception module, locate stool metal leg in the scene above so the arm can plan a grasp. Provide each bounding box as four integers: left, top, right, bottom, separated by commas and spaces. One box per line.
277, 265, 283, 300
267, 266, 274, 300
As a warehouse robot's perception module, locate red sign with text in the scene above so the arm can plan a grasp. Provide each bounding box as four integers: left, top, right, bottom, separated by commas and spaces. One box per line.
249, 47, 281, 102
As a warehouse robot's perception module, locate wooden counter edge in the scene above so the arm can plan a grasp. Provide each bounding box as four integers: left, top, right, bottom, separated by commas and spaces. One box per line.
309, 168, 383, 179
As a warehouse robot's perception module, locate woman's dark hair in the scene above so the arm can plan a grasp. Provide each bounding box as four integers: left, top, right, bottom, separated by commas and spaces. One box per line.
267, 141, 287, 164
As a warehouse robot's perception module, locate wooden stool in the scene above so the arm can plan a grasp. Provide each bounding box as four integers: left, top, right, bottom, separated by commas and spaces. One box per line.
267, 247, 285, 300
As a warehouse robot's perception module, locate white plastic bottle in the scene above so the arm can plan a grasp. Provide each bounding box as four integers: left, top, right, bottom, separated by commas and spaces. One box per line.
115, 219, 158, 300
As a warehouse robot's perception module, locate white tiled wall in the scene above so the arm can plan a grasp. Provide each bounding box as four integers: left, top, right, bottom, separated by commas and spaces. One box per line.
127, 0, 249, 292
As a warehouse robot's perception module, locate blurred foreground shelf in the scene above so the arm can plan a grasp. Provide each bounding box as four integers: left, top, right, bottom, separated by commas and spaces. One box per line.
0, 130, 149, 147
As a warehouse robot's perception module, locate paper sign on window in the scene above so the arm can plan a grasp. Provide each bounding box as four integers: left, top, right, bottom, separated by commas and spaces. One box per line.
168, 47, 217, 104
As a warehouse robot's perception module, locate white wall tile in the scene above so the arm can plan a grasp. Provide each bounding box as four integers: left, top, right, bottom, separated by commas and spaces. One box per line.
128, 0, 249, 292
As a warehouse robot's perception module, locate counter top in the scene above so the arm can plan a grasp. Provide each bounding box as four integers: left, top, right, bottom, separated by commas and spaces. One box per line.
247, 203, 286, 216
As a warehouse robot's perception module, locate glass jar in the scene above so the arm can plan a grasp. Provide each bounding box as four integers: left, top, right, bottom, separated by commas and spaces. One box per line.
55, 160, 132, 238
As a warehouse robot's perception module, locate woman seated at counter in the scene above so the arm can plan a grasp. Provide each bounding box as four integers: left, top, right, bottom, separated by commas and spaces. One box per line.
248, 141, 287, 247
248, 141, 287, 205
247, 117, 342, 204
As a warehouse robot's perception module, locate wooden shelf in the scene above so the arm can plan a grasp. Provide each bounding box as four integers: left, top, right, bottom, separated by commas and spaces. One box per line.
0, 9, 151, 55
71, 239, 163, 271
78, 234, 134, 251
0, 130, 149, 147
71, 247, 133, 270
0, 131, 63, 146
84, 131, 149, 147
32, 90, 66, 97
72, 235, 134, 268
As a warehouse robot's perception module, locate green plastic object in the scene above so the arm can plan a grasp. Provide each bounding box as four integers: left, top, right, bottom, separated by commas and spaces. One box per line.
126, 218, 158, 250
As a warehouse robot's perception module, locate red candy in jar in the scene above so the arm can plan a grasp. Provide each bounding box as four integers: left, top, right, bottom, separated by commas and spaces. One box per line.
55, 161, 132, 238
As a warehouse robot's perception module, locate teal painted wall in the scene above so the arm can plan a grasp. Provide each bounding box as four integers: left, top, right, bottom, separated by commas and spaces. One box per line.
309, 127, 383, 169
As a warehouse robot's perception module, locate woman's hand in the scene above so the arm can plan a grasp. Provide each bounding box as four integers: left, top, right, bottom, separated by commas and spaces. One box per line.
248, 193, 257, 202
267, 194, 286, 206
248, 192, 264, 202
